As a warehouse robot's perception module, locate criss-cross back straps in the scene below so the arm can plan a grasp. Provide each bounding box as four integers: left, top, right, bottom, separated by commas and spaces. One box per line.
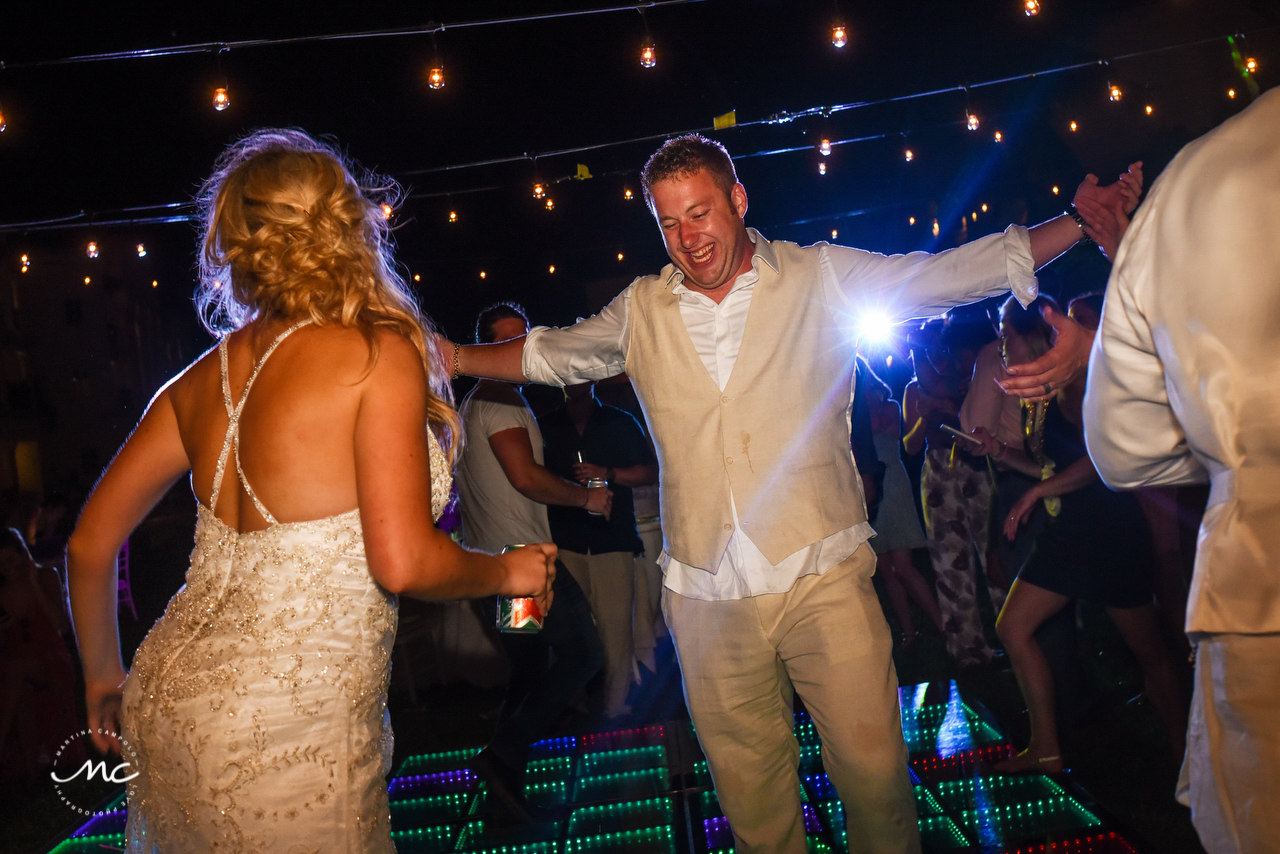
210, 321, 312, 525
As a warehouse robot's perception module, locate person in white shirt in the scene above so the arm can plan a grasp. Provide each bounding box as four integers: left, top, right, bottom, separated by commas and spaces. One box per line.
447, 134, 1135, 854
1081, 89, 1280, 854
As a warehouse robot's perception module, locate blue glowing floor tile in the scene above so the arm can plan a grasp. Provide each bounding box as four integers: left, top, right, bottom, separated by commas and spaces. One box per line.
389, 769, 479, 801
71, 809, 127, 837
397, 748, 481, 777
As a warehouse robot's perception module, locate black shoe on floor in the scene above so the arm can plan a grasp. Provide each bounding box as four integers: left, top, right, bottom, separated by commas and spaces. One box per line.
468, 749, 551, 828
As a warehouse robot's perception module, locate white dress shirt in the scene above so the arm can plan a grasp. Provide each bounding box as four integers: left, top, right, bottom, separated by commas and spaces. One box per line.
525, 227, 1037, 600
1084, 88, 1280, 634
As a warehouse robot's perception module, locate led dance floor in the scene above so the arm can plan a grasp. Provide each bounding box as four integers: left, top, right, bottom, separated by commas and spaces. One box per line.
48, 680, 1145, 853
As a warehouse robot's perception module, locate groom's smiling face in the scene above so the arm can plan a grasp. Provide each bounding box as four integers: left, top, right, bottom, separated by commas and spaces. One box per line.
650, 169, 753, 300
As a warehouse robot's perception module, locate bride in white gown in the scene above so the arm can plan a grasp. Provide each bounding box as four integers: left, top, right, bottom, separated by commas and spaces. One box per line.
66, 129, 557, 852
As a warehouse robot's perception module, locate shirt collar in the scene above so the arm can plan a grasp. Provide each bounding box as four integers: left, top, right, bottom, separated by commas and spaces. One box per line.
664, 228, 777, 294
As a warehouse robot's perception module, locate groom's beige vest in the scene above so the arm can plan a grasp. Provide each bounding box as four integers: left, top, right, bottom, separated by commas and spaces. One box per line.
624, 236, 867, 572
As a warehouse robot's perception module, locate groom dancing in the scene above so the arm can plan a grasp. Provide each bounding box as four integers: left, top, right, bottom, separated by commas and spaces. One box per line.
448, 134, 1133, 853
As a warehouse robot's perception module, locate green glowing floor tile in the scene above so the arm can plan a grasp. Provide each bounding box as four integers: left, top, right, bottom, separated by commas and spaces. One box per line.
794, 720, 822, 747
573, 767, 667, 804
958, 796, 1101, 841
391, 825, 457, 853
577, 745, 668, 776
917, 815, 970, 850
523, 779, 569, 808
526, 756, 573, 783
934, 775, 1065, 813
48, 835, 126, 854
806, 837, 832, 854
390, 792, 475, 829
568, 797, 674, 835
563, 825, 675, 853
699, 790, 723, 819
692, 760, 713, 787
798, 744, 823, 774
453, 820, 559, 853
397, 748, 481, 776
914, 785, 944, 816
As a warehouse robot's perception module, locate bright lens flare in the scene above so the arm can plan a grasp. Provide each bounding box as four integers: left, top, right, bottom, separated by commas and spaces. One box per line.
856, 311, 895, 346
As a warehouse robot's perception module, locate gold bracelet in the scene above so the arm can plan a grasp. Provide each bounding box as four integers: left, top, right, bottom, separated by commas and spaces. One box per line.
452, 342, 461, 380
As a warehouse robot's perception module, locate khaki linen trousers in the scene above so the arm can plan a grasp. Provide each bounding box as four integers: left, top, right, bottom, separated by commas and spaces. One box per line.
663, 542, 921, 854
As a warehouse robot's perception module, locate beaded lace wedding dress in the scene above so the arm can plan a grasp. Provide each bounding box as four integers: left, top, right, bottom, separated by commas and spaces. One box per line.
121, 323, 452, 852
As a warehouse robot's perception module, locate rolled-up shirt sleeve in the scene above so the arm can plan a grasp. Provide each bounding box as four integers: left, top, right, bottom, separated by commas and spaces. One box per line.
821, 224, 1037, 321
1083, 248, 1207, 489
522, 286, 634, 387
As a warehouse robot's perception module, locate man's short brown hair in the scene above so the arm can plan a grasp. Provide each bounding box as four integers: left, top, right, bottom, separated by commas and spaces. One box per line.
640, 134, 738, 210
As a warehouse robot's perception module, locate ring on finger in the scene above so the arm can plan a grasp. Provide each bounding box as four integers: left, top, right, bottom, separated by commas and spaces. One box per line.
1041, 382, 1052, 395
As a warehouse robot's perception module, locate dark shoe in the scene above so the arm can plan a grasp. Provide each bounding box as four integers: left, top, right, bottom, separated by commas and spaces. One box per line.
468, 749, 548, 828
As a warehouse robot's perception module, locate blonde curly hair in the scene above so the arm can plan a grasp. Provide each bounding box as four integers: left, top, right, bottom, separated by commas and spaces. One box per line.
195, 129, 460, 463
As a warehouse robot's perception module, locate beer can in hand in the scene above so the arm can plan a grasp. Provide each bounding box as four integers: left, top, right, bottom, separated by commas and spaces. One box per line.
585, 478, 607, 516
496, 545, 544, 633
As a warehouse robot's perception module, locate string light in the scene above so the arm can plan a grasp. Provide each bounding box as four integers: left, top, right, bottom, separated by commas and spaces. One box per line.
617, 253, 625, 261
21, 253, 30, 267
967, 113, 979, 131
904, 148, 914, 162
479, 271, 486, 279
640, 44, 657, 68
1109, 83, 1123, 101
1228, 88, 1237, 99
413, 274, 421, 281
1024, 0, 1040, 16
1145, 104, 1153, 115
1052, 185, 1060, 195
623, 188, 634, 200
832, 25, 847, 48
152, 280, 158, 288
818, 138, 832, 156
0, 105, 6, 133
981, 203, 988, 212
213, 87, 230, 111
818, 162, 827, 175
428, 66, 445, 89
548, 265, 556, 274
972, 211, 978, 220
994, 130, 1003, 142
909, 216, 916, 225
831, 229, 838, 239
1069, 120, 1078, 132
86, 241, 99, 259
84, 276, 91, 285
448, 210, 457, 223
136, 243, 146, 257
533, 182, 545, 199
545, 198, 555, 210
380, 203, 393, 219
1246, 57, 1258, 73
931, 219, 940, 237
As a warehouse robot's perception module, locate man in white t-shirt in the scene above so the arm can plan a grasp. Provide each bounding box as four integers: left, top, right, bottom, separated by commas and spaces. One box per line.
457, 302, 609, 827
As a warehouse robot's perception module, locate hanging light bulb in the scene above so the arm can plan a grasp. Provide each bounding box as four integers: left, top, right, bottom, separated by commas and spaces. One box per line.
1052, 185, 1060, 195
1246, 57, 1258, 73
1069, 120, 1078, 132
909, 216, 916, 225
152, 280, 158, 288
1145, 104, 1153, 115
967, 113, 979, 131
548, 265, 556, 274
0, 106, 6, 133
931, 219, 940, 238
380, 203, 393, 219
21, 254, 29, 267
818, 162, 827, 175
831, 229, 838, 240
428, 66, 445, 89
981, 203, 988, 213
623, 188, 634, 200
831, 25, 848, 48
818, 138, 832, 156
448, 211, 457, 223
85, 277, 92, 285
1228, 88, 1237, 99
640, 44, 657, 68
972, 211, 978, 220
545, 198, 555, 211
86, 241, 99, 259
533, 182, 545, 199
904, 148, 914, 162
479, 271, 486, 279
1024, 0, 1040, 16
617, 253, 625, 261
1109, 83, 1123, 102
994, 130, 1003, 142
213, 87, 230, 111
136, 243, 147, 258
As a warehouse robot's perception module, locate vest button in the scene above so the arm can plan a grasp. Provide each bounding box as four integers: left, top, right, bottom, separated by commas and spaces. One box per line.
725, 456, 733, 465
720, 395, 730, 405
723, 523, 733, 531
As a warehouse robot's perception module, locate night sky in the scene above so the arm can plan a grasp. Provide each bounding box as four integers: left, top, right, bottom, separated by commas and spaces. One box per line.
1, 0, 1275, 343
